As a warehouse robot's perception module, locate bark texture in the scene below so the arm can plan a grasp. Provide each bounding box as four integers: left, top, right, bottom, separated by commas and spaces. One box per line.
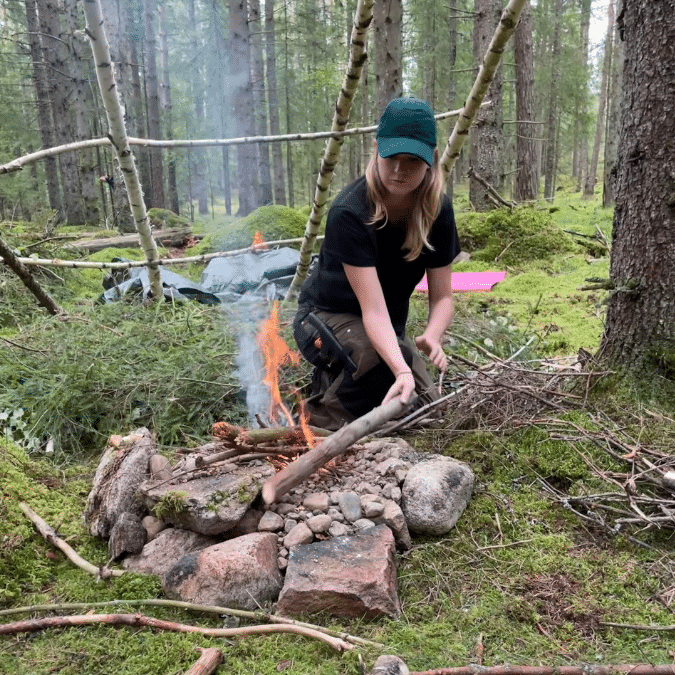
373, 0, 402, 117
600, 0, 675, 369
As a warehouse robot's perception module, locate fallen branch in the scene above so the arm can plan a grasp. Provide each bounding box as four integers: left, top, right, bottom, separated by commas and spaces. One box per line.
19, 503, 124, 578
601, 621, 675, 632
409, 666, 675, 675
184, 647, 224, 675
0, 613, 352, 651
467, 166, 515, 208
262, 396, 415, 505
0, 598, 384, 647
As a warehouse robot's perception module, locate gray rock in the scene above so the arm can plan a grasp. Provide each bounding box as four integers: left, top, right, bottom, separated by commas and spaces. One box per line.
378, 500, 412, 550
124, 528, 218, 577
353, 518, 376, 531
363, 501, 385, 519
108, 512, 146, 560
149, 454, 172, 481
283, 522, 314, 548
338, 491, 362, 523
276, 524, 400, 619
258, 510, 284, 532
401, 457, 474, 535
163, 533, 282, 611
306, 514, 332, 533
328, 521, 351, 538
84, 428, 156, 539
140, 461, 276, 536
142, 515, 167, 542
303, 493, 329, 512
368, 655, 410, 675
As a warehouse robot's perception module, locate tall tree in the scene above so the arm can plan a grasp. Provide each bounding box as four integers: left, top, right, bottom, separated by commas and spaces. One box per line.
600, 0, 675, 369
24, 0, 62, 218
373, 0, 402, 117
39, 0, 84, 224
229, 0, 258, 215
143, 0, 165, 209
469, 0, 504, 211
265, 0, 286, 205
542, 0, 563, 202
158, 4, 179, 215
584, 0, 614, 197
513, 1, 538, 202
249, 0, 273, 205
573, 0, 592, 191
602, 28, 623, 208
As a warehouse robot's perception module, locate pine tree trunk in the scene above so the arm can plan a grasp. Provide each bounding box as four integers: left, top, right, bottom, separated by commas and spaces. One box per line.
188, 0, 208, 216
574, 0, 592, 191
543, 0, 563, 202
158, 5, 180, 215
469, 0, 504, 211
373, 0, 402, 117
229, 0, 259, 216
143, 0, 165, 210
39, 0, 85, 224
129, 37, 151, 222
513, 3, 538, 202
249, 0, 273, 206
265, 0, 287, 205
600, 0, 675, 369
63, 0, 100, 225
25, 0, 62, 218
602, 33, 623, 208
584, 0, 614, 197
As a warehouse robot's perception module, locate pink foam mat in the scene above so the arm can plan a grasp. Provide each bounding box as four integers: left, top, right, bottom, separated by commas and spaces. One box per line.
415, 271, 506, 293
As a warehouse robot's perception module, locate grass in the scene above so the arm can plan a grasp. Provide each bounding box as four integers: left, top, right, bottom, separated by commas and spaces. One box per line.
3, 190, 675, 673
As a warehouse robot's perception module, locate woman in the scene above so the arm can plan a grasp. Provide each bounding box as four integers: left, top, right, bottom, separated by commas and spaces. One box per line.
293, 97, 461, 430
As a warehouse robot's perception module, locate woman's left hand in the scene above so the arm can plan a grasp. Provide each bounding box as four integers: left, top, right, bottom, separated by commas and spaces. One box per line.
415, 334, 447, 372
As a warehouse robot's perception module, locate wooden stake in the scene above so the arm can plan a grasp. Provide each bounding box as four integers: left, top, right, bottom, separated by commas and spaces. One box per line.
184, 647, 224, 675
262, 396, 413, 505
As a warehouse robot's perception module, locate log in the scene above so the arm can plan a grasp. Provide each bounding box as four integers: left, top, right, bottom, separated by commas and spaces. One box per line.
261, 396, 414, 505
184, 647, 224, 675
69, 227, 202, 254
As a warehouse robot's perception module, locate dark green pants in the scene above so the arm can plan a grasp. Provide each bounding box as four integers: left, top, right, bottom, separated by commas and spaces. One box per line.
293, 306, 440, 430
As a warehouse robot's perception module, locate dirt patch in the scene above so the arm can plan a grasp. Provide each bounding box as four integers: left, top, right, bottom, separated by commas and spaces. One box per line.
508, 572, 602, 637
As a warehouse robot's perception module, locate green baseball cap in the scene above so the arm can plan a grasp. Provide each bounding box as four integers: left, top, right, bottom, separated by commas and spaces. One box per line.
376, 97, 437, 166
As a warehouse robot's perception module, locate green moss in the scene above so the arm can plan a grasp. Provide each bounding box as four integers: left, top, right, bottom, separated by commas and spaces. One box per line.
151, 490, 188, 520
456, 207, 578, 266
146, 208, 191, 230
191, 205, 308, 255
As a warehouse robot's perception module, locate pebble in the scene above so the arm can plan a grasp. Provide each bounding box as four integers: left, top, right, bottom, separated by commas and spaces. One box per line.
338, 491, 362, 523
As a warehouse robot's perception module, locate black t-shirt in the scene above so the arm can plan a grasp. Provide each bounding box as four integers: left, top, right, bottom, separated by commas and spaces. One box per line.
299, 176, 461, 336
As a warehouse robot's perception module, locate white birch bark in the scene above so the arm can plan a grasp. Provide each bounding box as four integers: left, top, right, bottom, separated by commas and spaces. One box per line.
81, 0, 162, 300
440, 0, 528, 183
286, 0, 375, 300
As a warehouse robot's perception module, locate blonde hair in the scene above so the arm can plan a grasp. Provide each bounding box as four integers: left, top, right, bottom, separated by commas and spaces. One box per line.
365, 149, 444, 261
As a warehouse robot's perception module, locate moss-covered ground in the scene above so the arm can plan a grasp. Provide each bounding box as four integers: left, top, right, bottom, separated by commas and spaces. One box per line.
3, 190, 675, 674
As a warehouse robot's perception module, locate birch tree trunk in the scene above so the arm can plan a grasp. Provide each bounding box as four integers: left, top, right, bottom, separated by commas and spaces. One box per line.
373, 0, 402, 117
129, 37, 151, 225
143, 0, 165, 210
229, 0, 259, 216
25, 0, 62, 218
265, 0, 287, 205
286, 0, 374, 300
514, 2, 538, 202
543, 0, 563, 202
469, 0, 504, 211
440, 0, 527, 183
584, 0, 615, 197
600, 0, 675, 370
158, 4, 180, 215
82, 0, 162, 301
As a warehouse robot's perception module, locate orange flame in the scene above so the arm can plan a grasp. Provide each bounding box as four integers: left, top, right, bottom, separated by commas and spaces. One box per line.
256, 302, 315, 448
252, 231, 267, 249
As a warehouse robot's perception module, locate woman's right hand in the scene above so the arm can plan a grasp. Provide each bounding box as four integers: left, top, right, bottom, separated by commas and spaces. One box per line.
382, 370, 415, 406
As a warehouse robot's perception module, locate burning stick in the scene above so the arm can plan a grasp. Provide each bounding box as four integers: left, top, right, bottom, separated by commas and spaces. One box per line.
261, 396, 415, 505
